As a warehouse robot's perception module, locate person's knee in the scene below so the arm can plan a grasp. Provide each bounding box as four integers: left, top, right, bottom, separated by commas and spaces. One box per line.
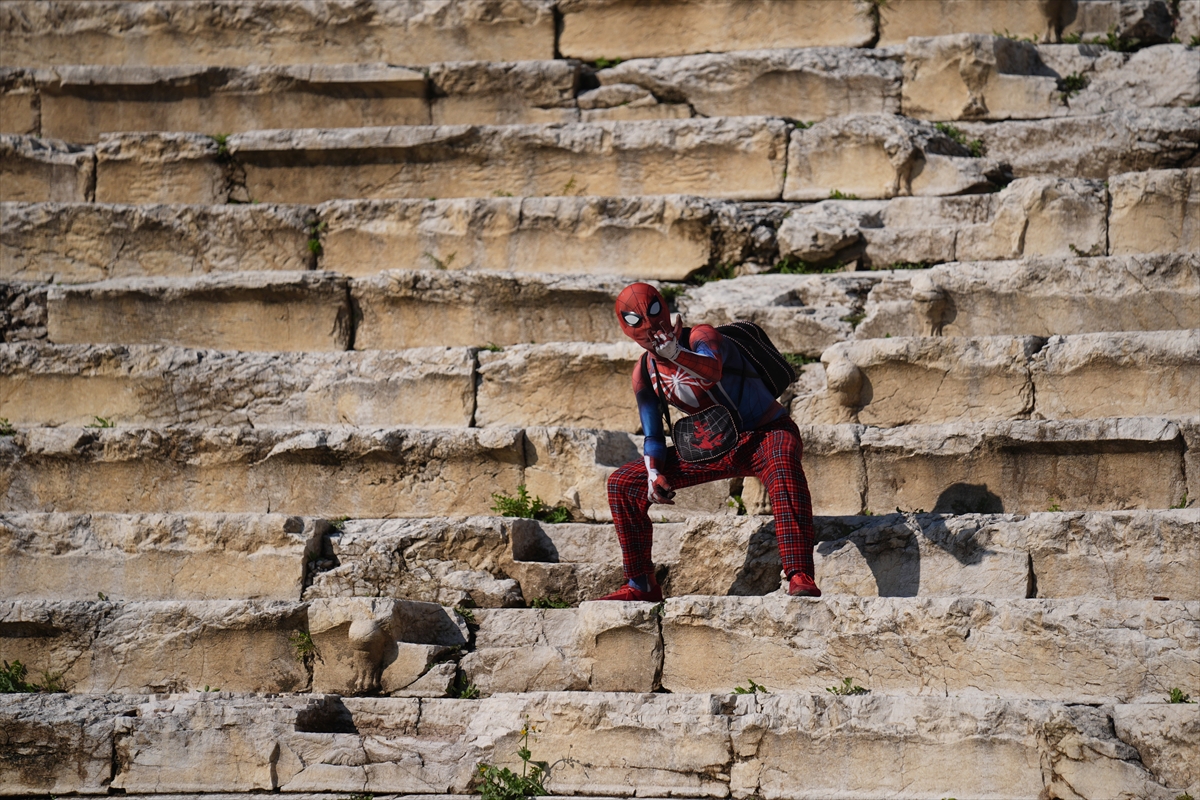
607, 461, 646, 499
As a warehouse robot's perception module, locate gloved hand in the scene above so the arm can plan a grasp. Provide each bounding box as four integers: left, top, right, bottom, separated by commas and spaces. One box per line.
651, 330, 680, 361
647, 467, 676, 505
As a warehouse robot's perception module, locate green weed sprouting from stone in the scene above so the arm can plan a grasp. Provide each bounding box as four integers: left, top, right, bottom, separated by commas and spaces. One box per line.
728, 494, 747, 515
592, 57, 623, 69
1090, 26, 1141, 52
828, 189, 860, 200
210, 133, 231, 160
480, 342, 504, 352
343, 794, 375, 800
1191, 36, 1200, 48
1177, 793, 1196, 800
424, 251, 457, 270
1057, 72, 1089, 98
651, 601, 666, 618
889, 261, 931, 270
1170, 491, 1189, 509
0, 418, 14, 436
328, 515, 350, 532
561, 176, 578, 195
840, 312, 866, 330
85, 416, 115, 428
827, 677, 869, 696
97, 592, 108, 601
993, 28, 1038, 43
935, 122, 985, 157
774, 257, 843, 275
1, 660, 64, 693
1062, 31, 1083, 44
784, 353, 819, 368
288, 630, 319, 664
1047, 500, 1063, 512
1167, 687, 1196, 704
658, 284, 687, 305
476, 719, 569, 800
733, 678, 770, 694
693, 262, 738, 284
530, 597, 572, 609
490, 485, 572, 523
451, 667, 480, 699
307, 220, 327, 257
203, 685, 220, 692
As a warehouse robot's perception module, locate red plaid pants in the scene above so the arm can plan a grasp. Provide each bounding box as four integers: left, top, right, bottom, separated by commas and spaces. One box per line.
606, 415, 816, 581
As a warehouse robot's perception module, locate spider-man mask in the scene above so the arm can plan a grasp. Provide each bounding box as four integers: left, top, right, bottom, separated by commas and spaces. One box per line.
615, 283, 681, 351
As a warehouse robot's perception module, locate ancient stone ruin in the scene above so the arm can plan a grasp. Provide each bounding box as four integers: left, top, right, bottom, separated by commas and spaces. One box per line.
1, 0, 1198, 797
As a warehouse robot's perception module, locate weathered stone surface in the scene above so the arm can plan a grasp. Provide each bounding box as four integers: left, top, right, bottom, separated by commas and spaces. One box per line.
0, 512, 319, 601
94, 132, 225, 205
0, 343, 476, 427
957, 108, 1200, 179
0, 0, 557, 68
46, 272, 352, 351
0, 280, 48, 343
861, 417, 1188, 514
476, 341, 641, 431
1113, 703, 1200, 795
305, 516, 525, 608
784, 114, 1003, 201
0, 202, 314, 284
0, 693, 139, 796
559, 0, 875, 60
230, 118, 789, 203
1109, 167, 1200, 255
462, 603, 662, 692
352, 270, 629, 349
321, 195, 714, 280
0, 426, 525, 517
598, 47, 902, 121
0, 135, 93, 202
0, 600, 309, 693
878, 0, 1075, 46
856, 254, 1200, 340
1065, 0, 1178, 43
661, 595, 1200, 702
0, 70, 38, 135
429, 59, 578, 125
903, 37, 1199, 121
1182, 0, 1200, 43
6, 692, 1190, 797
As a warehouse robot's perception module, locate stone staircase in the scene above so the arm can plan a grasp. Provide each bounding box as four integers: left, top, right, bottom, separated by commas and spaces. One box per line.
2, 1, 1198, 798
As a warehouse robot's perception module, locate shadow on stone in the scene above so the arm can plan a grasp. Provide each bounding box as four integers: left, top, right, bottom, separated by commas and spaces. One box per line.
933, 483, 1004, 515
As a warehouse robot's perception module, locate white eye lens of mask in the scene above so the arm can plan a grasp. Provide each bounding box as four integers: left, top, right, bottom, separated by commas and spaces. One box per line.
648, 300, 661, 315
622, 312, 642, 326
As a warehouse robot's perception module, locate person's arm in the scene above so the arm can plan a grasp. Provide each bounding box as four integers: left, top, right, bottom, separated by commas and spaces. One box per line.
651, 325, 723, 384
633, 359, 675, 504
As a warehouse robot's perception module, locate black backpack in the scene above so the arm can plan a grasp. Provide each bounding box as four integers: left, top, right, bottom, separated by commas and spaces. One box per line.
716, 321, 797, 398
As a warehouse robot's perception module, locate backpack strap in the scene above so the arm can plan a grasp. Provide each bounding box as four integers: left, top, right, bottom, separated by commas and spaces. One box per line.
639, 352, 673, 431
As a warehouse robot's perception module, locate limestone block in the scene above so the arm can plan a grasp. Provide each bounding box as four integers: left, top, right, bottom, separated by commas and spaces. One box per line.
1027, 510, 1200, 600
0, 135, 93, 202
476, 341, 641, 431
0, 0, 557, 68
95, 133, 225, 205
1065, 0, 1177, 43
0, 343, 475, 428
1183, 420, 1200, 510
353, 270, 628, 349
801, 335, 1041, 426
860, 417, 1187, 513
1030, 330, 1200, 419
661, 595, 1200, 702
956, 108, 1200, 179
37, 64, 429, 142
1057, 45, 1200, 115
878, 0, 1074, 46
429, 59, 578, 125
305, 516, 524, 607
1113, 704, 1200, 794
784, 114, 1001, 201
0, 426, 526, 517
0, 69, 38, 135
955, 175, 1109, 260
856, 254, 1200, 341
307, 597, 462, 697
559, 0, 875, 60
667, 516, 787, 596
790, 424, 868, 516
461, 603, 662, 692
676, 272, 869, 356
1109, 168, 1200, 255
231, 117, 789, 203
1181, 0, 1200, 43
0, 202, 314, 284
46, 272, 352, 351
0, 694, 139, 796
814, 512, 1032, 597
321, 195, 714, 280
0, 281, 49, 343
599, 47, 902, 121
0, 599, 309, 693
0, 512, 319, 601
903, 34, 1061, 121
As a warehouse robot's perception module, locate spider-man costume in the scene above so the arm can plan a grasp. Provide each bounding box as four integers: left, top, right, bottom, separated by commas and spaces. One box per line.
599, 283, 821, 601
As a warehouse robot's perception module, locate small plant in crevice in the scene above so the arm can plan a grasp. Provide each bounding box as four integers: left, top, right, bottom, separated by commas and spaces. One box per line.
592, 57, 623, 69
727, 494, 747, 515
1191, 35, 1200, 48
530, 597, 572, 609
1, 660, 64, 693
783, 353, 818, 368
560, 176, 579, 195
1170, 491, 1189, 509
328, 515, 350, 532
85, 415, 115, 428
288, 630, 320, 665
307, 220, 327, 257
827, 677, 869, 696
650, 601, 666, 618
451, 668, 480, 700
1057, 72, 1089, 99
1167, 687, 1195, 704
1046, 500, 1063, 512
993, 28, 1039, 43
828, 189, 860, 200
658, 283, 687, 306
203, 685, 220, 692
935, 122, 985, 157
733, 678, 770, 695
454, 605, 478, 629
773, 256, 844, 275
475, 719, 574, 800
0, 418, 15, 436
479, 342, 504, 352
209, 133, 231, 160
692, 261, 738, 285
424, 250, 457, 270
490, 484, 572, 523
888, 261, 930, 270
97, 592, 108, 601
1177, 793, 1196, 800
840, 312, 866, 330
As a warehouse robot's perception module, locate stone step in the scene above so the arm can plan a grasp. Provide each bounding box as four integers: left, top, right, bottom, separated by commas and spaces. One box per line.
0, 0, 557, 69
0, 343, 478, 428
680, 254, 1200, 354
1, 417, 1194, 519
0, 512, 323, 602
3, 692, 1194, 798
44, 271, 353, 351
5, 170, 1197, 284
795, 329, 1200, 427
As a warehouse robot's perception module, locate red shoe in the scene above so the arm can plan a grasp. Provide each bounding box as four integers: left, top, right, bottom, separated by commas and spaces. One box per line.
788, 573, 822, 598
596, 573, 664, 602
